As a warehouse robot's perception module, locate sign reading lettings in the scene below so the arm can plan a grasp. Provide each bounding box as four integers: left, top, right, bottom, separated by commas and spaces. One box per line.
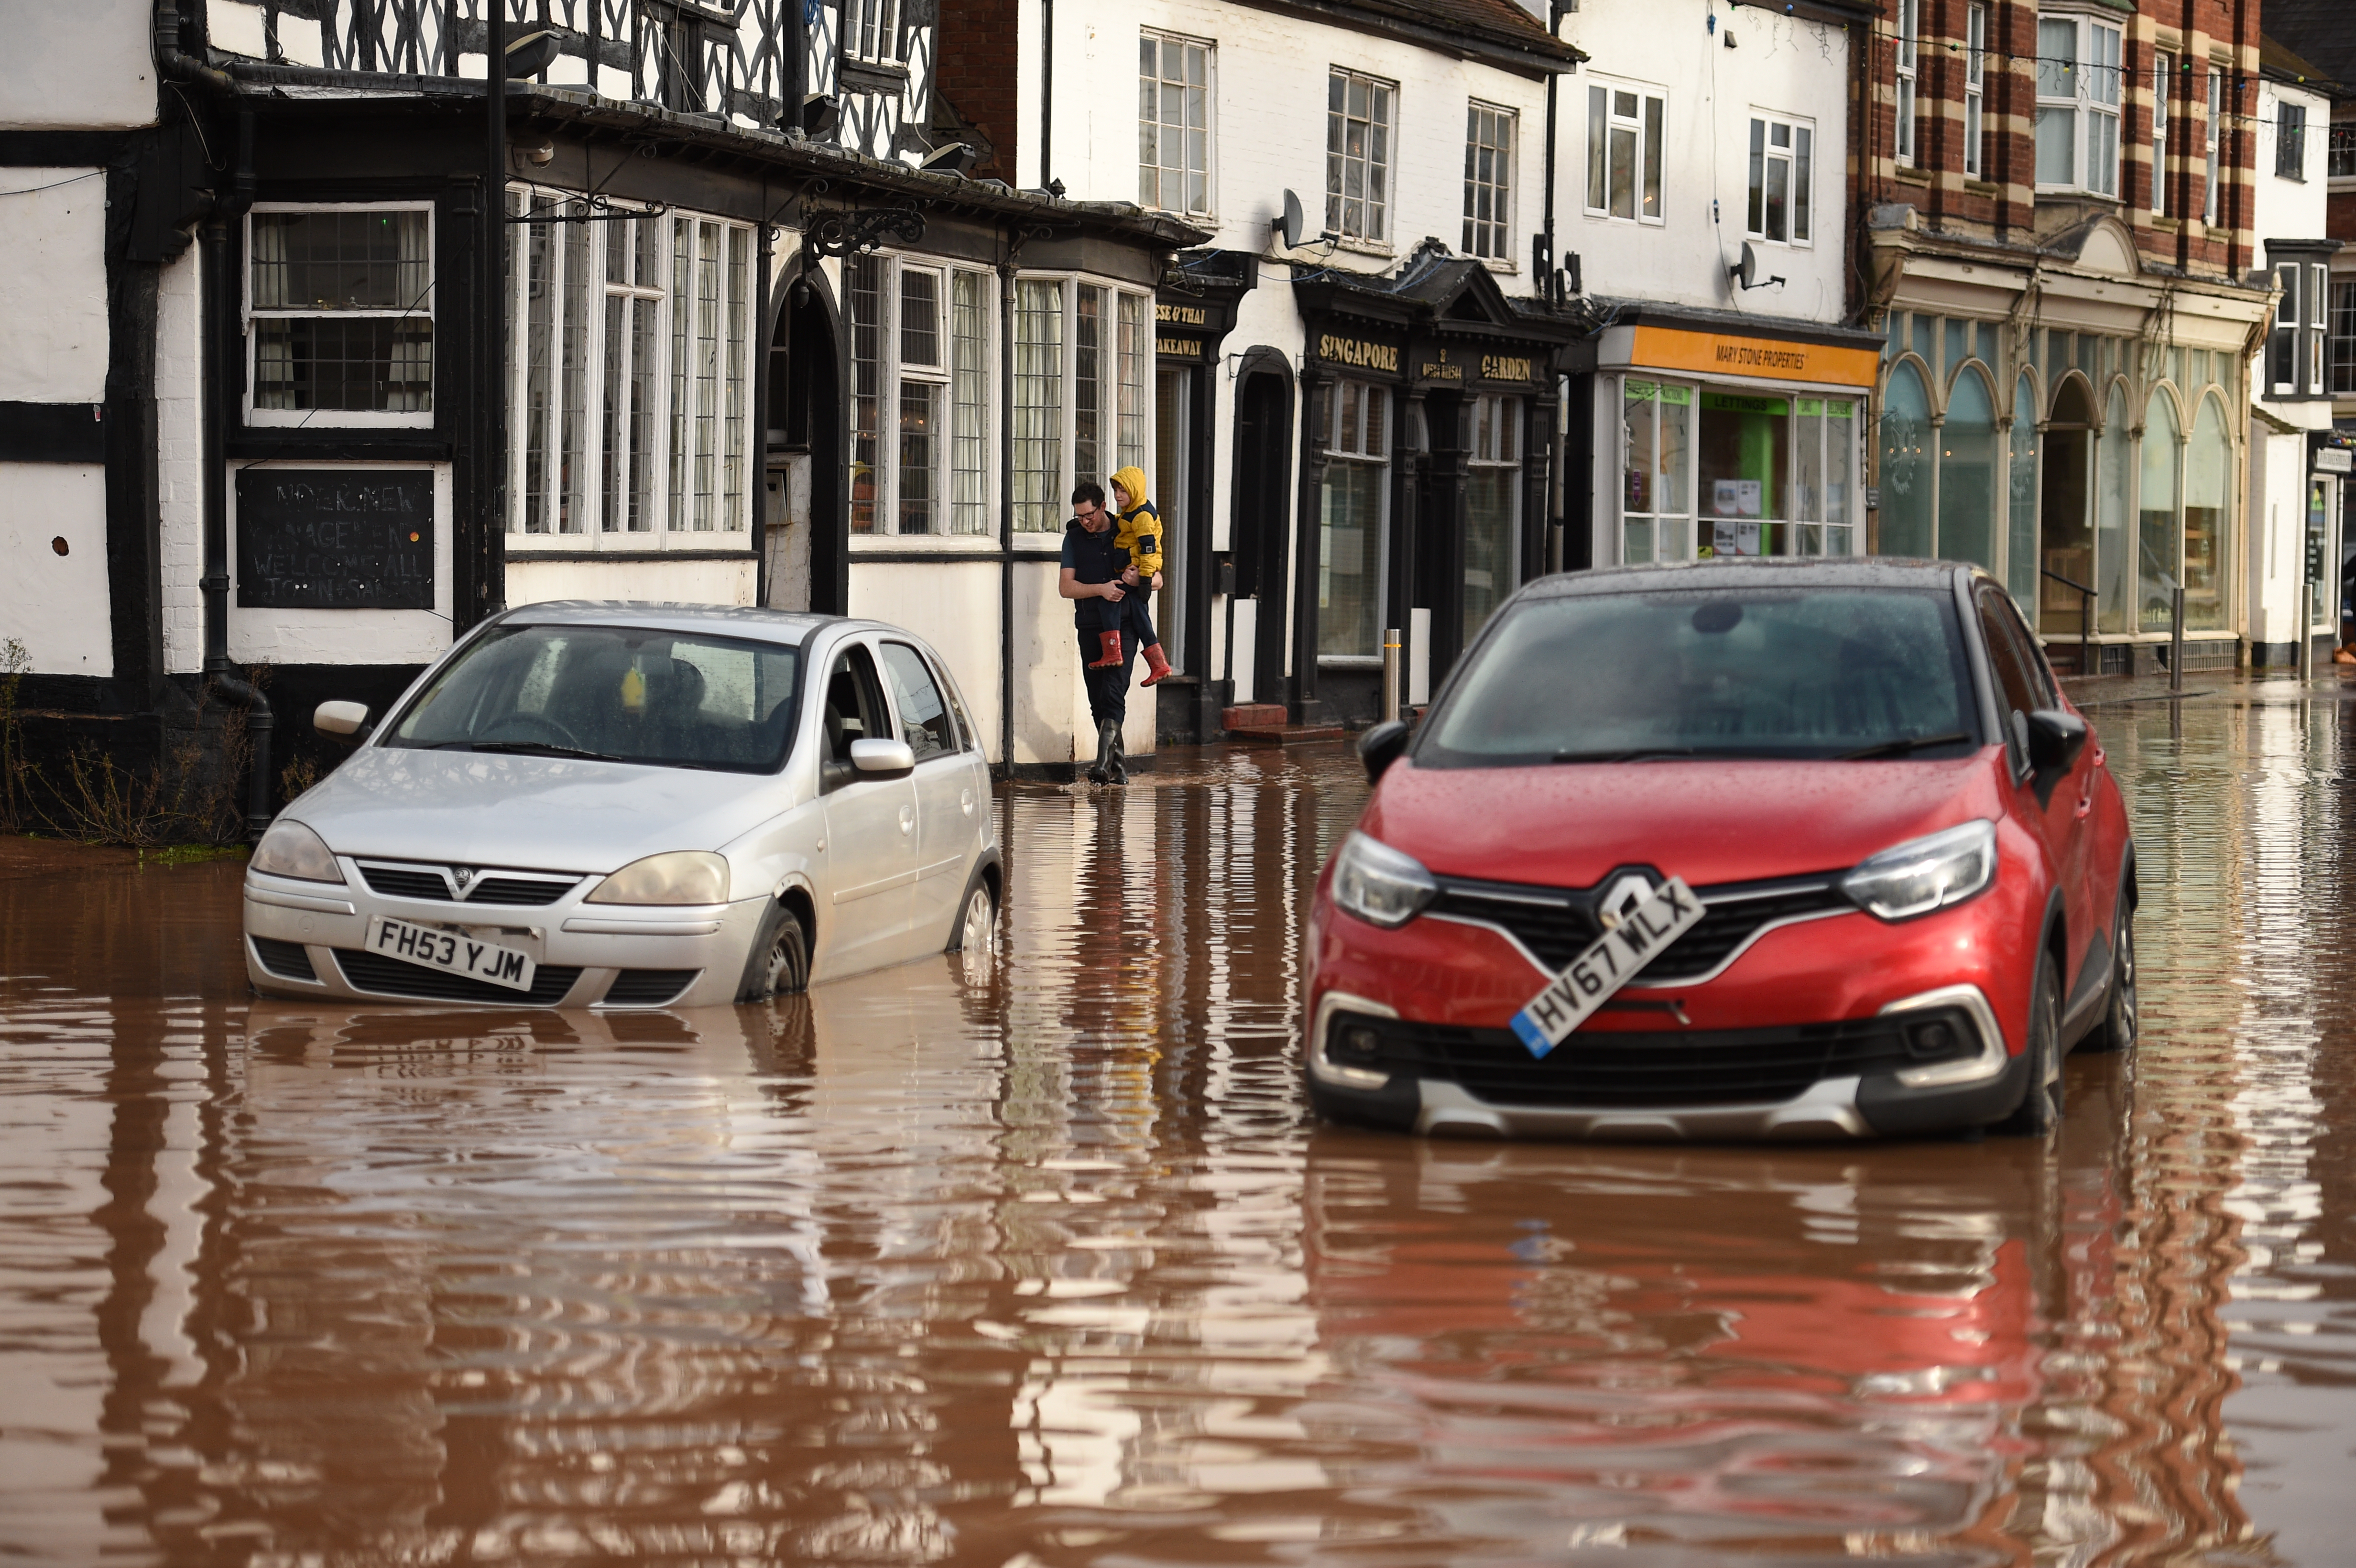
1629, 325, 1880, 389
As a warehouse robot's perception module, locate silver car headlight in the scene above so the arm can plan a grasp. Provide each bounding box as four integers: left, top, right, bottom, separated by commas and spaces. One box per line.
1842, 819, 1996, 922
586, 850, 730, 905
250, 819, 345, 884
1330, 831, 1438, 929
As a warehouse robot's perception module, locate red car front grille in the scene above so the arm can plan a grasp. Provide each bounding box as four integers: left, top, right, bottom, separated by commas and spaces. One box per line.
1429, 874, 1854, 983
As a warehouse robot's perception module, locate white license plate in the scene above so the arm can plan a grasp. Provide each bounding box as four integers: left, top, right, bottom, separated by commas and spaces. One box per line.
365, 916, 537, 991
1510, 877, 1706, 1059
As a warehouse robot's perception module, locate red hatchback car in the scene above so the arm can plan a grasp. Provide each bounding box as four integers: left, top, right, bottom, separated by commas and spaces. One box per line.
1306, 560, 2136, 1141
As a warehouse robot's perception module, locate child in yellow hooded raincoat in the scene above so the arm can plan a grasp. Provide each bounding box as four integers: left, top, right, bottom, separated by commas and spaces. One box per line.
1089, 466, 1174, 686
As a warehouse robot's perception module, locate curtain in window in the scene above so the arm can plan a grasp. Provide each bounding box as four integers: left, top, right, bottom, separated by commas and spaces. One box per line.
2183, 397, 2230, 631
1937, 372, 1996, 572
2138, 394, 2181, 632
1877, 362, 1933, 557
1012, 280, 1064, 532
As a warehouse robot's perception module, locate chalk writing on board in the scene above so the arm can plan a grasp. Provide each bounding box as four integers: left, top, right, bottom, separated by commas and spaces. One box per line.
236, 469, 435, 610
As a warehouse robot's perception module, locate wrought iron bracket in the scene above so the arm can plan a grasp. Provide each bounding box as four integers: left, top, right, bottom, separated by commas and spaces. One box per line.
797, 207, 928, 266
506, 193, 670, 224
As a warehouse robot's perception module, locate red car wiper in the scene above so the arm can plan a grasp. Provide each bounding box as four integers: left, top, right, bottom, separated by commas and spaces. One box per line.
1837, 731, 1975, 761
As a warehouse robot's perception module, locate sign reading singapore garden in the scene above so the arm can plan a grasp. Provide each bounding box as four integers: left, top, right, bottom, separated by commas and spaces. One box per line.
236, 469, 434, 610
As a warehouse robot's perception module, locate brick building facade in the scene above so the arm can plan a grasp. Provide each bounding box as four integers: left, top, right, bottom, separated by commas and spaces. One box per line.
1852, 0, 2280, 671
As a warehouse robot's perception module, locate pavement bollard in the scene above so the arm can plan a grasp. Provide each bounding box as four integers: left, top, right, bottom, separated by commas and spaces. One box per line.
1382, 628, 1402, 723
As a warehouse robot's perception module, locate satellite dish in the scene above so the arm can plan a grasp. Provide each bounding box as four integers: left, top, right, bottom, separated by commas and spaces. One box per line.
1278, 189, 1305, 250
1728, 241, 1759, 291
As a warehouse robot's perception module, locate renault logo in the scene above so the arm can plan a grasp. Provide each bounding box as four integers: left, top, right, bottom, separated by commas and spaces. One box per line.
1594, 871, 1658, 930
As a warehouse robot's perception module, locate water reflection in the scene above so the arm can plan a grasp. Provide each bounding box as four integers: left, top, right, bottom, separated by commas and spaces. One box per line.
0, 692, 2349, 1562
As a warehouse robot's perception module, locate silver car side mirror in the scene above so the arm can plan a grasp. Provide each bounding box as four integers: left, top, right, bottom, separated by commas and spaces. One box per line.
849, 737, 916, 776
315, 700, 371, 741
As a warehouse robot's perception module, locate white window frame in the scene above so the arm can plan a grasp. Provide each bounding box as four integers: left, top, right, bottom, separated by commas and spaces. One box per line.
245, 200, 436, 429
504, 190, 755, 546
1326, 67, 1396, 246
2271, 263, 2301, 396
2330, 275, 2356, 395
1964, 5, 1986, 178
2035, 12, 2123, 198
1585, 77, 1666, 225
1895, 0, 1919, 168
1007, 273, 1156, 536
850, 252, 1001, 543
2205, 65, 2223, 224
844, 0, 902, 67
1463, 101, 1516, 263
1139, 31, 1214, 219
2309, 261, 2331, 396
1745, 112, 1814, 247
2152, 51, 2172, 214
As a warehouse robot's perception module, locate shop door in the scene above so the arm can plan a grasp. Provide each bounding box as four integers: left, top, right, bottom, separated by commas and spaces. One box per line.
2309, 474, 2340, 640
1232, 370, 1292, 703
2038, 381, 2095, 642
1156, 365, 1190, 671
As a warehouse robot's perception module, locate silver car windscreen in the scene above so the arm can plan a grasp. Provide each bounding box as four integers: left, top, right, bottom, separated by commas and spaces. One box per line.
381, 624, 802, 773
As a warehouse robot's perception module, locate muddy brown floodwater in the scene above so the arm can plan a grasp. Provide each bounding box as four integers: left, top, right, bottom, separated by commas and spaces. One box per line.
3, 677, 2355, 1566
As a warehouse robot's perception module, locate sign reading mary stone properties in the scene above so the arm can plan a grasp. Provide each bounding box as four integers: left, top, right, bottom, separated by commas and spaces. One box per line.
236, 469, 434, 609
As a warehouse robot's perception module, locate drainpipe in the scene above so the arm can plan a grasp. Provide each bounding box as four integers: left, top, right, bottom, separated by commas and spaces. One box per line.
1037, 0, 1053, 190
998, 256, 1017, 773
1539, 0, 1570, 306
198, 109, 275, 842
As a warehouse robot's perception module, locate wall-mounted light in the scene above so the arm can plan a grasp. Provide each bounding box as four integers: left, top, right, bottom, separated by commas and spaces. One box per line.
920, 142, 980, 178
512, 136, 556, 168
504, 28, 561, 77
800, 93, 840, 138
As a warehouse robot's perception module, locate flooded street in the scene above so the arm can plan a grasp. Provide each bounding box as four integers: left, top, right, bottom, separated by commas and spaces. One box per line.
3, 677, 2354, 1566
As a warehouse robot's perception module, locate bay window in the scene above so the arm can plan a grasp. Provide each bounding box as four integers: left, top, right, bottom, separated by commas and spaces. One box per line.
851, 255, 999, 536
1010, 276, 1156, 534
2036, 13, 2123, 197
507, 194, 753, 539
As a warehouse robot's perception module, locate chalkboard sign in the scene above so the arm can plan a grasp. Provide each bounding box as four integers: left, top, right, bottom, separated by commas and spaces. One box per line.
236, 469, 435, 610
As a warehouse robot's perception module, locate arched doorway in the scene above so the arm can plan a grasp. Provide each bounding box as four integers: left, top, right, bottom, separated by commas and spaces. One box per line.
1230, 359, 1293, 704
2038, 377, 2096, 637
766, 269, 844, 613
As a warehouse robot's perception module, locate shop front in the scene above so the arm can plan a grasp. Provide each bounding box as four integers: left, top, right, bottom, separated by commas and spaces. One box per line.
1150, 252, 1253, 744
1292, 249, 1576, 724
1588, 309, 1882, 571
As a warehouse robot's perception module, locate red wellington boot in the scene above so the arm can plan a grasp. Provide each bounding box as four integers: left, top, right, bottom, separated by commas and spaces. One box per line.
1085, 630, 1125, 669
1139, 642, 1174, 686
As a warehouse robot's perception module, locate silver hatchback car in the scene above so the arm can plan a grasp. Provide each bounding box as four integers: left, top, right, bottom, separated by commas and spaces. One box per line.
241, 603, 1000, 1008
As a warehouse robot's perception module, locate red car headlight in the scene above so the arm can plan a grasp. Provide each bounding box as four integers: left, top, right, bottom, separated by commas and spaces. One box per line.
1330, 831, 1439, 928
1841, 819, 1997, 922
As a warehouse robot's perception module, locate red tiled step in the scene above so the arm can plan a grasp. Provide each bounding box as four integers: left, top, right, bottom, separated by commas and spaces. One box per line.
1227, 724, 1346, 745
1221, 703, 1288, 730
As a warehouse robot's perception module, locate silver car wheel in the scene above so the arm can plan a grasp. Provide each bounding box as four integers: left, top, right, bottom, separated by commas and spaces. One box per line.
956, 884, 996, 959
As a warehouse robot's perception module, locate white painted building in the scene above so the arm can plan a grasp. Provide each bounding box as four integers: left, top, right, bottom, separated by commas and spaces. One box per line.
940, 0, 1585, 726
1559, 0, 1879, 576
0, 0, 1202, 814
2245, 42, 2343, 669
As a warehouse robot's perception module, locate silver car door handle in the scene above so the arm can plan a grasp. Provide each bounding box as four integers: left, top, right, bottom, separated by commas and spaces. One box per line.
900, 804, 915, 834
961, 788, 975, 816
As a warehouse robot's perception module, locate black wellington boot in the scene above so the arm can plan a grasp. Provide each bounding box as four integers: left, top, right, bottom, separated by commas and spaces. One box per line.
1106, 725, 1128, 785
1087, 718, 1116, 784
